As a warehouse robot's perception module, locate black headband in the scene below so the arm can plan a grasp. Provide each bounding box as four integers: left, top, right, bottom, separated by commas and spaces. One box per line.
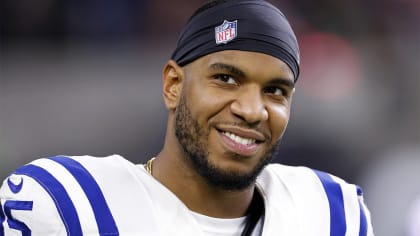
171, 0, 300, 81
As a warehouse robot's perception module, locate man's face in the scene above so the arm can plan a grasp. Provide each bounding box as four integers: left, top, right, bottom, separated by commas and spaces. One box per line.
174, 50, 295, 190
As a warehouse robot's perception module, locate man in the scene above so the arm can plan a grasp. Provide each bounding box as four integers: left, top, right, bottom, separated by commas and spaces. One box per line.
0, 0, 374, 235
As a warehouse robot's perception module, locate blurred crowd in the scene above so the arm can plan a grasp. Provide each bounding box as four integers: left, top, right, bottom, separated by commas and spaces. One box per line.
1, 0, 419, 235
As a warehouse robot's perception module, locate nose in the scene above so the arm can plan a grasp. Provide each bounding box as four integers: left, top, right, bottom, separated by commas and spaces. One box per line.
230, 86, 268, 125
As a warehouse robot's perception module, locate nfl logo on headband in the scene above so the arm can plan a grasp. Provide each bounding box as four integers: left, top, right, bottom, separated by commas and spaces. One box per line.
215, 20, 238, 44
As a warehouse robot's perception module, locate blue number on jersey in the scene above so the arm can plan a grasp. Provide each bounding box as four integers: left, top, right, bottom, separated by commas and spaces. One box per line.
0, 199, 5, 236
4, 200, 33, 236
1, 176, 33, 236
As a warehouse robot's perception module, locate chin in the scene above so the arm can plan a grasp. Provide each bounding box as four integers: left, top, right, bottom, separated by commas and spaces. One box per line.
198, 155, 269, 191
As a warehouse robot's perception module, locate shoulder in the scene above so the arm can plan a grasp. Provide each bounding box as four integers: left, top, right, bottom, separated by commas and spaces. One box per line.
0, 155, 137, 235
260, 163, 362, 197
257, 164, 374, 236
3, 155, 137, 203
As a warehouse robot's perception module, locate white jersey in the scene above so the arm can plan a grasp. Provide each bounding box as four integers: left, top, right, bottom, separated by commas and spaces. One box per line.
0, 155, 374, 235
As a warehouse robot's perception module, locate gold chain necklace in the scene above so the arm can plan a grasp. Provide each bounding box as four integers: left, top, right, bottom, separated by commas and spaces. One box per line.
145, 157, 156, 175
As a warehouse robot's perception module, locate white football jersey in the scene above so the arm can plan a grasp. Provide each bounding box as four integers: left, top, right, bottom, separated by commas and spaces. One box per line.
0, 155, 374, 235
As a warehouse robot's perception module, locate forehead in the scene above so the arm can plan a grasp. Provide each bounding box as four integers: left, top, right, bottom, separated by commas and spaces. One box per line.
185, 50, 294, 82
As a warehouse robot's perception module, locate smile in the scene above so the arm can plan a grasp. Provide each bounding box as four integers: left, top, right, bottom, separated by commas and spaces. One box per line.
218, 129, 261, 156
222, 131, 256, 145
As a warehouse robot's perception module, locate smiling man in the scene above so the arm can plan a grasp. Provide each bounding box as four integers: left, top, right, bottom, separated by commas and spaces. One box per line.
0, 0, 374, 235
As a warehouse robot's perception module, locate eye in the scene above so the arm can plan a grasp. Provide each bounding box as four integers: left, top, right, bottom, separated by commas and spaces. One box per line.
264, 86, 287, 96
213, 74, 238, 85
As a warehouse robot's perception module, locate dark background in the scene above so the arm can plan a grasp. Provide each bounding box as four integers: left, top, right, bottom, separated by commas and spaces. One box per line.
1, 0, 419, 235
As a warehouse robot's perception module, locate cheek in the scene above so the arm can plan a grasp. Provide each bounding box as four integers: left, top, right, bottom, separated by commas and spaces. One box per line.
268, 106, 291, 139
188, 88, 228, 120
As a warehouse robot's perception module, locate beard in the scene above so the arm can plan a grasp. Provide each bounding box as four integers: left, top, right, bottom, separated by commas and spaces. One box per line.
174, 94, 280, 191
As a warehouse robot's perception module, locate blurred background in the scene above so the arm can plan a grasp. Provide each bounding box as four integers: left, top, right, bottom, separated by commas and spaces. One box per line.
0, 0, 419, 235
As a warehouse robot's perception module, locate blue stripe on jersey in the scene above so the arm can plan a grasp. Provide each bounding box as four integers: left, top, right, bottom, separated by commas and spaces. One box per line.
356, 186, 367, 236
50, 156, 119, 235
358, 200, 367, 236
14, 164, 82, 236
313, 170, 346, 236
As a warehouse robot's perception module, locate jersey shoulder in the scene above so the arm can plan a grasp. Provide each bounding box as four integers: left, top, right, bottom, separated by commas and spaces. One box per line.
0, 155, 132, 235
258, 164, 374, 236
261, 163, 365, 198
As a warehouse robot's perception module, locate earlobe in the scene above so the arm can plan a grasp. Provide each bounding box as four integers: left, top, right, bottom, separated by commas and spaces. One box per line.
162, 60, 184, 110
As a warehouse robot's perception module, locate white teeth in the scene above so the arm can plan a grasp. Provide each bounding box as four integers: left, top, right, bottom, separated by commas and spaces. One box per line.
223, 131, 256, 145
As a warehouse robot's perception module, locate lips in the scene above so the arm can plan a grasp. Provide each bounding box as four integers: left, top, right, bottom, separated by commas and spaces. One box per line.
216, 126, 266, 156
222, 131, 256, 145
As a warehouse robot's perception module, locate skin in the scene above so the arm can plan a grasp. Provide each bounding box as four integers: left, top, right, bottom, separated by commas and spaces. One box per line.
152, 50, 295, 218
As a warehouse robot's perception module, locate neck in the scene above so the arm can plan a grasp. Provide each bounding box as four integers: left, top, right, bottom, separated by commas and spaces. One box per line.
152, 118, 257, 218
152, 151, 255, 218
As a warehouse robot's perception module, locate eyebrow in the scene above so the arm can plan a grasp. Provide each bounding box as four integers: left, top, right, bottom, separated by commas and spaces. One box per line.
209, 63, 246, 77
209, 62, 295, 89
269, 78, 295, 89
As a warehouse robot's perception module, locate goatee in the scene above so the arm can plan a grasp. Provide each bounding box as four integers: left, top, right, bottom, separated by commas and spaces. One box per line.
174, 94, 280, 191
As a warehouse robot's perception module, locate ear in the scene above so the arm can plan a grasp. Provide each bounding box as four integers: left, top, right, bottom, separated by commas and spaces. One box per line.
162, 60, 184, 110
